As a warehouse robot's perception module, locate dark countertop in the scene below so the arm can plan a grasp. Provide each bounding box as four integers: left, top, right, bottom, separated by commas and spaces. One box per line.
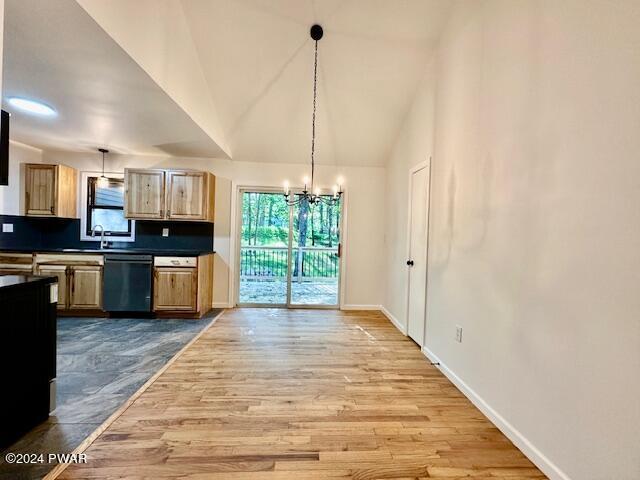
0, 275, 57, 289
0, 248, 216, 257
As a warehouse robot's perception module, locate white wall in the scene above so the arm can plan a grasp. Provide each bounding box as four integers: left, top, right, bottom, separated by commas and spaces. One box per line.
385, 1, 640, 479
0, 141, 43, 215
384, 65, 436, 329
229, 161, 387, 309
41, 151, 386, 309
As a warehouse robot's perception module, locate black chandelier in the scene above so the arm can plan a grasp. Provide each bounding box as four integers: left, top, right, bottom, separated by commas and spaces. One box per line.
284, 24, 343, 207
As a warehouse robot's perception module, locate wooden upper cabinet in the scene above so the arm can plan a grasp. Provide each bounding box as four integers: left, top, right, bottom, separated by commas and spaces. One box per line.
167, 170, 216, 220
124, 168, 215, 222
24, 164, 77, 218
25, 164, 55, 215
204, 172, 215, 222
124, 169, 165, 219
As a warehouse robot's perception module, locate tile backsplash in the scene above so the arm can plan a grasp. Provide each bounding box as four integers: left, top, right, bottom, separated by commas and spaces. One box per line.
0, 214, 214, 252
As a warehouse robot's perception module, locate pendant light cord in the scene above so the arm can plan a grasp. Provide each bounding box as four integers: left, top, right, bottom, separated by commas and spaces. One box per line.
310, 39, 318, 191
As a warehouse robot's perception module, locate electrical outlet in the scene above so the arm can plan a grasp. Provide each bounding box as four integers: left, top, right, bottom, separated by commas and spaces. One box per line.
455, 325, 463, 343
2, 223, 14, 233
162, 228, 169, 237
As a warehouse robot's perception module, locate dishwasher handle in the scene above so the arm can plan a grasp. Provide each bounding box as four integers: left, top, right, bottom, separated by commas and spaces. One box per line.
104, 254, 153, 263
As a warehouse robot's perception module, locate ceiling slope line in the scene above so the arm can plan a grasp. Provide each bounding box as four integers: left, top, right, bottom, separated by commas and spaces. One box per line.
76, 0, 232, 159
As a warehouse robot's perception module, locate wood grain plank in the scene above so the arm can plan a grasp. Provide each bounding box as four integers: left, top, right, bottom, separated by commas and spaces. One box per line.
53, 308, 546, 479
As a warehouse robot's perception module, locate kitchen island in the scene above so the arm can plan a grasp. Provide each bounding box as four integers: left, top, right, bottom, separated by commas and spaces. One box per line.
0, 275, 57, 447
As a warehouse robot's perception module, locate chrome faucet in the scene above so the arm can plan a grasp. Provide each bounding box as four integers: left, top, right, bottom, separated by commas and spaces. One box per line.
91, 224, 108, 249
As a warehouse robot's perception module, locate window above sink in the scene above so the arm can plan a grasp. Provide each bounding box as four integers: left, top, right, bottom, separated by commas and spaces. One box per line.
80, 171, 135, 243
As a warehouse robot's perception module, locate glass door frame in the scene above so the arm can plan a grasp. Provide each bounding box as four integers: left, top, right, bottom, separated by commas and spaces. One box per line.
235, 186, 343, 309
286, 187, 342, 309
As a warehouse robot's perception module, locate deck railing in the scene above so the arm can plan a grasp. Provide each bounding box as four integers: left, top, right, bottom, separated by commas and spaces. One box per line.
240, 245, 338, 280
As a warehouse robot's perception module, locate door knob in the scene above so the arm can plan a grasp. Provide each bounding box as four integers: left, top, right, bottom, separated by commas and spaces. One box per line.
406, 260, 414, 266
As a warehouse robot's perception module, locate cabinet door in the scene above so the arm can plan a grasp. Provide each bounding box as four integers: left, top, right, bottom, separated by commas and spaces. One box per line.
36, 265, 68, 310
166, 171, 206, 220
153, 267, 197, 311
124, 169, 165, 219
25, 164, 57, 216
57, 165, 78, 218
69, 266, 102, 309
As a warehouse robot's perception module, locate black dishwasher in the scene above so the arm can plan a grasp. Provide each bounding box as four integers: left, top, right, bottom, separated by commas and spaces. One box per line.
103, 254, 153, 312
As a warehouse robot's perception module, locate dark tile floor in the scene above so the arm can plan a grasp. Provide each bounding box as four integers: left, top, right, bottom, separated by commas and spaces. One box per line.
0, 311, 221, 480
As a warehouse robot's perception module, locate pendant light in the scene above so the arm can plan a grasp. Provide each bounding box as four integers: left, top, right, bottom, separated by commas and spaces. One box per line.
97, 148, 109, 188
284, 24, 343, 206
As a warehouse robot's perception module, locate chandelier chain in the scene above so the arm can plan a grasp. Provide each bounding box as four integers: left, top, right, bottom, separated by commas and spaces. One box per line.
283, 25, 342, 207
311, 39, 318, 190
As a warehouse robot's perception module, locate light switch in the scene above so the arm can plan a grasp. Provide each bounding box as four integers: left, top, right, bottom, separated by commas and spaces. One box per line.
162, 228, 169, 237
2, 223, 14, 233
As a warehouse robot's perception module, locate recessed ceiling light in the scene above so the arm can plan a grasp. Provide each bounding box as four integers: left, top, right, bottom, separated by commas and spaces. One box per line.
7, 97, 57, 116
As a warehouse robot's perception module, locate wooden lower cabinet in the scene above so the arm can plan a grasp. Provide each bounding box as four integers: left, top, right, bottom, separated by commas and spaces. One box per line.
153, 267, 197, 311
4, 252, 212, 317
35, 264, 68, 310
33, 254, 104, 312
69, 265, 103, 310
153, 254, 213, 317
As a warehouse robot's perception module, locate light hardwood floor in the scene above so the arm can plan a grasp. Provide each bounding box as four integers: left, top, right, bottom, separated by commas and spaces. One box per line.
57, 308, 546, 479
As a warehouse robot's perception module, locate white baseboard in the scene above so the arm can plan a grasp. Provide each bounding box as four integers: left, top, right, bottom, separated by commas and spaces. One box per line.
213, 302, 232, 309
421, 347, 571, 480
340, 304, 382, 311
381, 306, 407, 335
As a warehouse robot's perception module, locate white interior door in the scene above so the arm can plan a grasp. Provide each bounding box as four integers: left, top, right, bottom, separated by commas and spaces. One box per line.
406, 164, 430, 346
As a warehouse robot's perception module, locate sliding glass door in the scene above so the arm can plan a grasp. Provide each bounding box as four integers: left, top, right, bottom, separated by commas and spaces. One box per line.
289, 196, 340, 306
238, 192, 290, 305
238, 190, 341, 308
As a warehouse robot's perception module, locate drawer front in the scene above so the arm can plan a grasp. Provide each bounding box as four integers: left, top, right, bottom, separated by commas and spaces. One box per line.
0, 253, 34, 270
35, 254, 104, 266
154, 257, 197, 267
0, 267, 33, 275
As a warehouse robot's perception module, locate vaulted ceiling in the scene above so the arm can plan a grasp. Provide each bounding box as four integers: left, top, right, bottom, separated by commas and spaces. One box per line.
4, 0, 453, 166
181, 0, 452, 166
2, 0, 227, 157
